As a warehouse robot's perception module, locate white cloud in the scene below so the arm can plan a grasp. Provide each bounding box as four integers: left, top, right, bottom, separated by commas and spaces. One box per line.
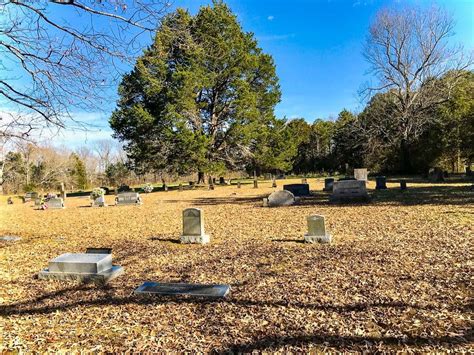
267, 15, 274, 21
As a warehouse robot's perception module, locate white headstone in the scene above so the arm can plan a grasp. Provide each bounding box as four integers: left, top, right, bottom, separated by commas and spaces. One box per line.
354, 168, 368, 181
304, 215, 331, 243
180, 208, 209, 244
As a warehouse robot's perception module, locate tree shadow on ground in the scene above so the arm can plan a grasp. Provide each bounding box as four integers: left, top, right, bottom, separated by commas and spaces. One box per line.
0, 288, 457, 317
218, 331, 472, 352
163, 196, 264, 206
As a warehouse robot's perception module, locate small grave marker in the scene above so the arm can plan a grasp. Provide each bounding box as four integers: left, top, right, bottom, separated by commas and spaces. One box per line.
134, 282, 230, 298
0, 235, 21, 242
46, 197, 64, 209
180, 208, 210, 244
323, 178, 334, 192
375, 176, 387, 190
354, 168, 368, 181
400, 180, 407, 190
304, 215, 332, 243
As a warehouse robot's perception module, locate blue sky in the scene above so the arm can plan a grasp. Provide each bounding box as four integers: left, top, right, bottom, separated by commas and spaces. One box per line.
2, 0, 473, 146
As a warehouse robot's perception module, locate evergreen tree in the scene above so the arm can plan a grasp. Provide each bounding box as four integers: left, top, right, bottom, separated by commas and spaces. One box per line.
110, 1, 280, 181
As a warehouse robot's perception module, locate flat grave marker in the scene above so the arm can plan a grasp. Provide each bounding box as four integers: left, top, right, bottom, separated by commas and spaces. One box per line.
38, 252, 124, 283
134, 282, 230, 298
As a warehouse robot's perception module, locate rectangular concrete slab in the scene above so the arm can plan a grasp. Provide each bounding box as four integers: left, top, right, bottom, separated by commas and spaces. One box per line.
48, 253, 112, 274
134, 282, 230, 298
38, 265, 124, 284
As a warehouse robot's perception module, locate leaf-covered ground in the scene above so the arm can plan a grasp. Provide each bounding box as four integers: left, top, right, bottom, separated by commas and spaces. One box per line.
1, 178, 473, 352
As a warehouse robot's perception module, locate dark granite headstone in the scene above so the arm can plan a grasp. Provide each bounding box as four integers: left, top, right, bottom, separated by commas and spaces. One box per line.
134, 282, 230, 298
323, 178, 334, 192
86, 247, 112, 254
400, 180, 407, 190
283, 184, 310, 197
375, 176, 387, 190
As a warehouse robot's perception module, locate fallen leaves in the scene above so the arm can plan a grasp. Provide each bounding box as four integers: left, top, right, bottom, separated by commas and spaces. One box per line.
0, 179, 472, 352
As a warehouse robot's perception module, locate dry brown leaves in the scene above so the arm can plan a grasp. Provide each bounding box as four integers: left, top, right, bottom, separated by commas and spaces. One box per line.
0, 179, 473, 352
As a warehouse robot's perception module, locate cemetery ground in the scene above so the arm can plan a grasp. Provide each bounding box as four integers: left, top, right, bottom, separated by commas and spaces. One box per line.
0, 178, 472, 352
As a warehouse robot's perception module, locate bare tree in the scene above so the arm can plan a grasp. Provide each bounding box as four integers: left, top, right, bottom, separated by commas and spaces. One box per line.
363, 5, 472, 171
0, 0, 170, 140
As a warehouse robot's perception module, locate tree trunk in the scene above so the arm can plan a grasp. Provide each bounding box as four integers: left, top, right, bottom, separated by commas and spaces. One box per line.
197, 171, 205, 184
400, 139, 412, 173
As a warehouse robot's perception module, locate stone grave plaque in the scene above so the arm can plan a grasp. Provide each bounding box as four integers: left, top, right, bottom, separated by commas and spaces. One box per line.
354, 168, 368, 181
330, 180, 369, 203
46, 197, 64, 209
116, 192, 141, 206
180, 208, 209, 244
323, 178, 334, 192
0, 235, 21, 242
304, 215, 331, 243
86, 247, 112, 254
375, 176, 387, 190
38, 253, 123, 283
283, 184, 310, 197
134, 282, 230, 298
265, 190, 295, 207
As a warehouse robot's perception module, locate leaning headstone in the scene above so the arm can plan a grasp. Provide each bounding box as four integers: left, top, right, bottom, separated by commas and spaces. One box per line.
283, 184, 310, 197
304, 215, 331, 244
180, 208, 210, 244
323, 178, 334, 192
264, 190, 296, 207
38, 253, 124, 283
330, 180, 369, 203
115, 192, 142, 206
46, 197, 64, 209
354, 168, 368, 181
134, 282, 230, 298
375, 176, 387, 190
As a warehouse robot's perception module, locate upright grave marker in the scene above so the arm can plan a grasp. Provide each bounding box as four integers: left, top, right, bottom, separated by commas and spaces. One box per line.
180, 208, 210, 244
115, 192, 142, 206
375, 176, 387, 190
354, 168, 368, 181
330, 180, 369, 203
46, 197, 65, 209
283, 183, 310, 197
323, 178, 334, 192
304, 215, 332, 244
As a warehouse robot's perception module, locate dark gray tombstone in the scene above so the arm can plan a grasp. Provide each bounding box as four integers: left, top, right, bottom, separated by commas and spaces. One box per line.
180, 208, 209, 244
400, 180, 407, 190
38, 253, 124, 283
428, 167, 444, 182
134, 282, 230, 298
375, 176, 387, 190
86, 247, 112, 254
323, 178, 334, 192
283, 184, 310, 197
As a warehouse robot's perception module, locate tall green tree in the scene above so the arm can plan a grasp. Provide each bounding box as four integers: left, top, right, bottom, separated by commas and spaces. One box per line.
70, 153, 88, 190
110, 1, 280, 182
